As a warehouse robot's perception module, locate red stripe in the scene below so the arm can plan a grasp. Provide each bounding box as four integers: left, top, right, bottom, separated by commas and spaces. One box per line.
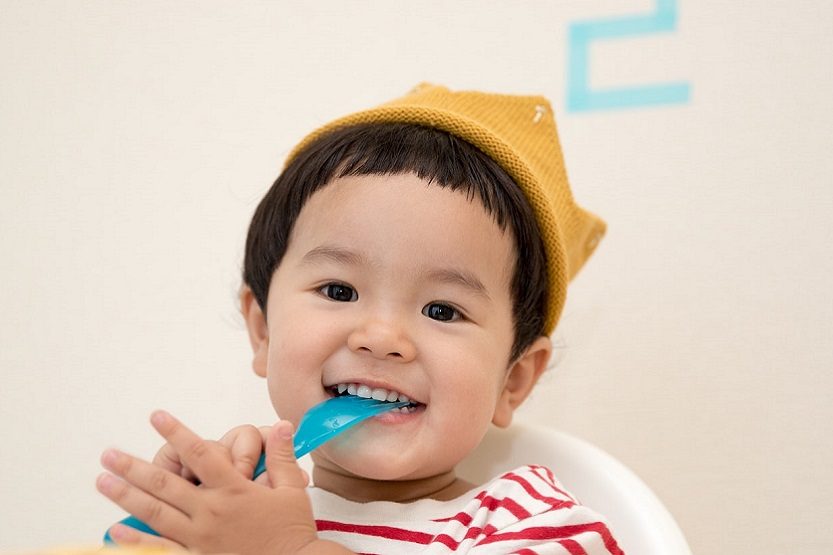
530, 465, 577, 503
433, 510, 473, 525
512, 549, 539, 555
433, 533, 462, 549
505, 473, 576, 510
480, 494, 533, 519
431, 523, 499, 550
433, 493, 532, 524
475, 522, 625, 555
316, 520, 433, 545
558, 539, 588, 555
531, 464, 556, 485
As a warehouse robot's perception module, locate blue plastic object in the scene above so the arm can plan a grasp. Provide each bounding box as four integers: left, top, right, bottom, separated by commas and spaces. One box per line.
103, 395, 408, 544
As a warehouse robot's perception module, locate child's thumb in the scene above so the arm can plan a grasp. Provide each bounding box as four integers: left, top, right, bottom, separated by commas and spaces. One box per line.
265, 420, 307, 489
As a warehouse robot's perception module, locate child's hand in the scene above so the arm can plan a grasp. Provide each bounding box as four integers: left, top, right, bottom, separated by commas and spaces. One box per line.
154, 423, 274, 486
104, 422, 277, 547
97, 411, 318, 555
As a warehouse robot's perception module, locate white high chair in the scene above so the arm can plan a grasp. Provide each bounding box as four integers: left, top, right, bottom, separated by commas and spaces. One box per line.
457, 420, 693, 554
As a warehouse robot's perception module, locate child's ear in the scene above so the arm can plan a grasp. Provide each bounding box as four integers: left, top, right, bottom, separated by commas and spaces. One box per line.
492, 336, 552, 428
239, 286, 269, 378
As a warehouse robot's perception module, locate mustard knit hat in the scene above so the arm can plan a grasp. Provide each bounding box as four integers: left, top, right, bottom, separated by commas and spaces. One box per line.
285, 83, 606, 334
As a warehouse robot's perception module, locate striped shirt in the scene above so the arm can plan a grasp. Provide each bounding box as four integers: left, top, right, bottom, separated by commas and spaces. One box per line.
310, 465, 624, 554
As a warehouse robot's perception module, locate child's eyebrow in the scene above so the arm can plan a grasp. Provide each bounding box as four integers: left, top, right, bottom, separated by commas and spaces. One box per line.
423, 268, 491, 301
301, 245, 368, 267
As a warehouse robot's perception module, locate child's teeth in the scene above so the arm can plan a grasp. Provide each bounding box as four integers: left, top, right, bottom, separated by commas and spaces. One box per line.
333, 382, 419, 406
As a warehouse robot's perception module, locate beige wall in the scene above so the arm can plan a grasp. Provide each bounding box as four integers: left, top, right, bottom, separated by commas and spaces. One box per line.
2, 1, 831, 553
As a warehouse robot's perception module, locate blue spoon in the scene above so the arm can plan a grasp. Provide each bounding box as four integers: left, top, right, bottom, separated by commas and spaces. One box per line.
104, 395, 409, 544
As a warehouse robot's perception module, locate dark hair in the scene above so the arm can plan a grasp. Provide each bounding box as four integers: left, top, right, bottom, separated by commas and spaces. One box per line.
242, 123, 548, 363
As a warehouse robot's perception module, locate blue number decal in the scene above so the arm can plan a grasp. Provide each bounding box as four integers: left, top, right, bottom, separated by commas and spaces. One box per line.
567, 0, 691, 112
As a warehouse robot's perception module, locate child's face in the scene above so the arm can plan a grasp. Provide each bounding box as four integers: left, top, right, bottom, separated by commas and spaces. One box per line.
252, 172, 535, 481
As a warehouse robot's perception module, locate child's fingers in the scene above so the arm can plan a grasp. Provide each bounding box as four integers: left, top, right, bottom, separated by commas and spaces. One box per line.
265, 420, 307, 489
152, 440, 230, 484
258, 425, 273, 441
101, 448, 199, 514
220, 424, 263, 479
151, 442, 192, 481
96, 472, 190, 539
107, 522, 185, 549
149, 410, 238, 488
253, 471, 273, 486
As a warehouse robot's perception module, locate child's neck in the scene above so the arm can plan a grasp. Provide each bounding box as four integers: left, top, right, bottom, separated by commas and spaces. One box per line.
311, 463, 476, 503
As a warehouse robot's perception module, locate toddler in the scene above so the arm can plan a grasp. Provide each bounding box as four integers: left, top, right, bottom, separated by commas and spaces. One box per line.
97, 83, 622, 554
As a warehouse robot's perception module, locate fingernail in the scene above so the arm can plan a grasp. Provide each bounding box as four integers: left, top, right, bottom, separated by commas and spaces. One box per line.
151, 410, 169, 426
111, 523, 133, 541
101, 449, 120, 468
277, 421, 293, 440
97, 473, 114, 493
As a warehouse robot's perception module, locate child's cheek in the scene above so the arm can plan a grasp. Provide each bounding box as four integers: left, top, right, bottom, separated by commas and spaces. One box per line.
267, 375, 308, 425
264, 355, 307, 425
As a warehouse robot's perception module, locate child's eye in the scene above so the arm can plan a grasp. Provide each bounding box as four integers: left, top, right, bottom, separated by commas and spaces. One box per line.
422, 302, 461, 322
320, 283, 358, 302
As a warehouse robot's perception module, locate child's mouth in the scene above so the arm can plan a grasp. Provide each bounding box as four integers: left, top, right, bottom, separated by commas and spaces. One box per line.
328, 382, 425, 414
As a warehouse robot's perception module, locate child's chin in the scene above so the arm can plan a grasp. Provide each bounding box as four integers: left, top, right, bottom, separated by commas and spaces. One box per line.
319, 447, 424, 481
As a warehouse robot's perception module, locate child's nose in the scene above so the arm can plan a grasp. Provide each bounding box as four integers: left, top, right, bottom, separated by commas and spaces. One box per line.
347, 318, 416, 362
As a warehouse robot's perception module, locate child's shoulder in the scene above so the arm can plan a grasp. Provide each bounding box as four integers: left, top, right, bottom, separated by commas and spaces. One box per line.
309, 466, 623, 554
475, 463, 580, 510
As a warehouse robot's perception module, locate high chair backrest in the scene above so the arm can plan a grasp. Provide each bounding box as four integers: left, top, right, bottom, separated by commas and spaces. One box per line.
457, 420, 693, 555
